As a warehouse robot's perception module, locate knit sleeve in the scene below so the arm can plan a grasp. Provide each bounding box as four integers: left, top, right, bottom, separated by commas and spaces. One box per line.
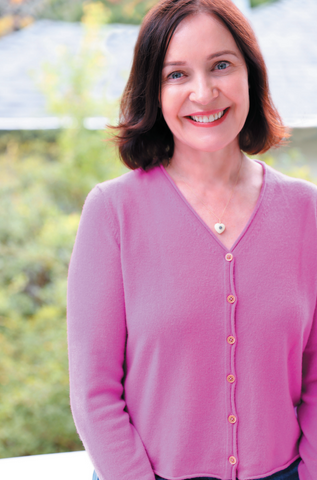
67, 185, 155, 480
297, 298, 317, 480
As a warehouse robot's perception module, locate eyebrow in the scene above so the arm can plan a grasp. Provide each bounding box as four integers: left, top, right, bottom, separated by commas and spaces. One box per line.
162, 50, 239, 68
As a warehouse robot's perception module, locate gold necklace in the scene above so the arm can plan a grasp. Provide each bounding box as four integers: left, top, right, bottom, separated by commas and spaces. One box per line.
171, 155, 243, 235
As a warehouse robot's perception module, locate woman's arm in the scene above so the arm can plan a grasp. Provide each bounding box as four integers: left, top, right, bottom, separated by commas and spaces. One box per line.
67, 185, 155, 480
297, 298, 317, 480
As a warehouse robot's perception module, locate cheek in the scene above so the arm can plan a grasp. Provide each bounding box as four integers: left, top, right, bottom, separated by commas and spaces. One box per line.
230, 77, 249, 115
239, 75, 250, 106
241, 84, 250, 112
243, 86, 250, 118
161, 88, 181, 125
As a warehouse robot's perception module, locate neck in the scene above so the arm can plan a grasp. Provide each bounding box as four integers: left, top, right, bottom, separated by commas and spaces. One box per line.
166, 140, 246, 192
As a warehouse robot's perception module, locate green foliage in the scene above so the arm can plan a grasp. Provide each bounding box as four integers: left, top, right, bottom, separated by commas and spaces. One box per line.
0, 306, 77, 456
101, 0, 158, 24
255, 147, 317, 185
35, 0, 158, 24
250, 0, 277, 7
0, 127, 127, 457
0, 135, 83, 457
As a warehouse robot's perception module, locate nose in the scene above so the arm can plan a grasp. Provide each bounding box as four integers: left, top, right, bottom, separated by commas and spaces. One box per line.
189, 74, 219, 105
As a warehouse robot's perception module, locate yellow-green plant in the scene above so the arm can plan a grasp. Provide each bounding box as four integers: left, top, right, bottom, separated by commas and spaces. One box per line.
34, 1, 127, 211
255, 147, 317, 186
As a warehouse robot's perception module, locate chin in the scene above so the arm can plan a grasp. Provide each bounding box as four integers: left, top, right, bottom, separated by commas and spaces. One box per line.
186, 140, 234, 153
180, 132, 238, 153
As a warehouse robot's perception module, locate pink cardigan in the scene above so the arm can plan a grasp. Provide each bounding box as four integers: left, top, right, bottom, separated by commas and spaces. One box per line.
67, 159, 317, 480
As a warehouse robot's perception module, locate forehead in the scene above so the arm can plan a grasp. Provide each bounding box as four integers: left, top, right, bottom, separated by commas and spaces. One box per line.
164, 12, 240, 60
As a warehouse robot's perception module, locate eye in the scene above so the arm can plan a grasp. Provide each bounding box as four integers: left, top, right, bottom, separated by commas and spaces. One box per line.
168, 71, 184, 80
215, 61, 230, 71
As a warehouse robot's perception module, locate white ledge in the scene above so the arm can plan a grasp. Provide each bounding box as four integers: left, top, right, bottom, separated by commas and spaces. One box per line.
0, 451, 94, 480
0, 117, 109, 130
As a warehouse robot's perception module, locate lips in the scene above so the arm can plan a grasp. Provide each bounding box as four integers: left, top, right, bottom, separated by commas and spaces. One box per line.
190, 109, 226, 123
185, 107, 230, 127
188, 108, 227, 117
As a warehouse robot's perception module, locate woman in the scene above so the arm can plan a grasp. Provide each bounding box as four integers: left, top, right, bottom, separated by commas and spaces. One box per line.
67, 0, 317, 479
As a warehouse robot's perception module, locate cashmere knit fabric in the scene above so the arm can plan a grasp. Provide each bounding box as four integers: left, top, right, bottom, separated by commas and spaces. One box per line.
67, 159, 317, 480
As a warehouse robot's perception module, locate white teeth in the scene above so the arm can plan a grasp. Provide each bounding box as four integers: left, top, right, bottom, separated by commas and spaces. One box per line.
191, 110, 225, 123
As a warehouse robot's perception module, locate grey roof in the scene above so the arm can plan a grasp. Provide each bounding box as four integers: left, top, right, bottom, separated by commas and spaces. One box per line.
0, 21, 140, 129
0, 0, 316, 129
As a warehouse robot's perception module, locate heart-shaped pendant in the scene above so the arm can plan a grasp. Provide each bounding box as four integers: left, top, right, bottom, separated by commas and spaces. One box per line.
214, 223, 226, 234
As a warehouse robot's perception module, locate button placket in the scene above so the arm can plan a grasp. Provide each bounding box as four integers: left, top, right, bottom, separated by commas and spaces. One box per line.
225, 253, 238, 476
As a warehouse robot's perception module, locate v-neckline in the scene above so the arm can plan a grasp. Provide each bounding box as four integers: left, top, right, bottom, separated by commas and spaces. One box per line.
159, 159, 267, 253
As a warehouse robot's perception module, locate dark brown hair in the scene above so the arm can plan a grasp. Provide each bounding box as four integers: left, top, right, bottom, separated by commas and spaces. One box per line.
109, 0, 289, 171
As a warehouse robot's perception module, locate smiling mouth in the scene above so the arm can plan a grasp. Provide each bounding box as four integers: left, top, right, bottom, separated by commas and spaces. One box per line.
187, 108, 229, 123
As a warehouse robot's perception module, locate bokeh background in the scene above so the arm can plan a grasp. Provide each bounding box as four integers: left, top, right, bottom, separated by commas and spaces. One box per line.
0, 0, 316, 459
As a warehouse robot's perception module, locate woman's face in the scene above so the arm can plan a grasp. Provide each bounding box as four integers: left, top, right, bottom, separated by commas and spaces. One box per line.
160, 13, 249, 154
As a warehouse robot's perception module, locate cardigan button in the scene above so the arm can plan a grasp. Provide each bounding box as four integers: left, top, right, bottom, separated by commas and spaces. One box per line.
227, 374, 235, 383
227, 336, 235, 344
229, 456, 237, 465
227, 295, 235, 304
228, 415, 237, 424
225, 253, 233, 261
